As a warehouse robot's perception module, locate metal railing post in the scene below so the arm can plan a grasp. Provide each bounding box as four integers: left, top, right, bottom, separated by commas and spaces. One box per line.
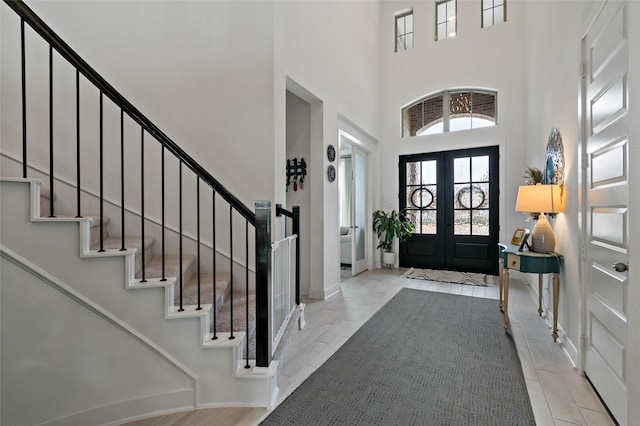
255, 200, 271, 367
292, 206, 300, 306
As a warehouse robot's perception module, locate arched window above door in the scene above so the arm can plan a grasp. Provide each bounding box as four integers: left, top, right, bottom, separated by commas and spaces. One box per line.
402, 90, 497, 137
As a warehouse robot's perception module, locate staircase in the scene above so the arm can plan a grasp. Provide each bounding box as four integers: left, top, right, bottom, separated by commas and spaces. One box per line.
0, 1, 300, 424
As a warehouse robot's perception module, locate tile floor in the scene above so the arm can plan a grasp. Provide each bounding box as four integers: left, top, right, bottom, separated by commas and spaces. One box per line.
128, 268, 615, 426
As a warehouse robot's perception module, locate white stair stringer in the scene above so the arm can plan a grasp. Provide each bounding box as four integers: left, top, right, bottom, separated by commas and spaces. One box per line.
0, 178, 279, 425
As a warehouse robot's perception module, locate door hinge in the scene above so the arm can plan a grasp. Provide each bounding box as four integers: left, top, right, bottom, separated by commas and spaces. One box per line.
580, 335, 589, 351
582, 153, 589, 170
580, 63, 587, 78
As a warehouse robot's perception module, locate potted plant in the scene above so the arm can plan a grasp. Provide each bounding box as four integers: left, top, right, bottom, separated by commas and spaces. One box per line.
372, 209, 415, 267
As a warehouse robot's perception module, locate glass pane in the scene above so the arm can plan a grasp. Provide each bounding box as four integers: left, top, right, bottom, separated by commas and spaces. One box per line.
447, 21, 456, 37
495, 0, 504, 7
476, 182, 489, 208
454, 157, 470, 183
454, 184, 477, 209
406, 13, 413, 33
406, 162, 420, 185
483, 9, 493, 27
397, 35, 406, 51
472, 210, 490, 235
406, 33, 414, 49
437, 3, 446, 23
472, 156, 489, 182
495, 6, 504, 24
454, 210, 470, 235
483, 0, 494, 10
437, 22, 446, 40
411, 187, 436, 209
407, 209, 420, 232
396, 16, 404, 35
421, 210, 437, 234
447, 0, 456, 20
422, 160, 437, 184
354, 151, 366, 262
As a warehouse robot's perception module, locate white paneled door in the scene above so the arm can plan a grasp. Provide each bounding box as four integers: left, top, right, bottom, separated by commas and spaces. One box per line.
582, 1, 629, 424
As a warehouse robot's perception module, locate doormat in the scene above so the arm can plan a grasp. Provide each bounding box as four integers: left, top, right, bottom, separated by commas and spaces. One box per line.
401, 267, 492, 286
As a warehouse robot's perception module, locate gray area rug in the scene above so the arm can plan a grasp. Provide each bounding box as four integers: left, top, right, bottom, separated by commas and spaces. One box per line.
261, 289, 534, 425
401, 267, 492, 286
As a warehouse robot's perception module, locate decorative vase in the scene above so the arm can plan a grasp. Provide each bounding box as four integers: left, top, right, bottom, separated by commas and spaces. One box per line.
531, 214, 555, 253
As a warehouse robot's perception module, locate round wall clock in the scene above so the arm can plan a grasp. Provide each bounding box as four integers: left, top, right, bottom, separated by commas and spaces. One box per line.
545, 128, 565, 185
327, 145, 336, 162
327, 165, 336, 182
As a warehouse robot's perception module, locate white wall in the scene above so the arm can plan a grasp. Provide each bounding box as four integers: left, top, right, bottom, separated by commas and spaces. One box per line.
522, 0, 583, 364
1, 0, 277, 257
285, 91, 311, 297
274, 1, 381, 298
380, 0, 527, 257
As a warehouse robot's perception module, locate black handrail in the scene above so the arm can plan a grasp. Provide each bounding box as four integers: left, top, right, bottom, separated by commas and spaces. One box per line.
4, 0, 255, 224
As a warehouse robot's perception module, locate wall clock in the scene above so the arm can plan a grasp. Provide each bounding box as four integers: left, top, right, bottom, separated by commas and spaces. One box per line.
544, 128, 565, 185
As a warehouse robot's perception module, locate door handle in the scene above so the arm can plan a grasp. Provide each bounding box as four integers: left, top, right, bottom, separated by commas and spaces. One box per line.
612, 262, 629, 272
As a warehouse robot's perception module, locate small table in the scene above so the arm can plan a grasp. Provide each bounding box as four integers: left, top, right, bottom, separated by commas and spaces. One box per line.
498, 243, 563, 341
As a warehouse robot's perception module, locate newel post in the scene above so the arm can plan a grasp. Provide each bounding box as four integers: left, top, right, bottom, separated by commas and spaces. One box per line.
255, 200, 272, 367
292, 206, 301, 306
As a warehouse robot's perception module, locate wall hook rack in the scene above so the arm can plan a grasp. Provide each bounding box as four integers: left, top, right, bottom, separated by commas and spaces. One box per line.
286, 157, 307, 192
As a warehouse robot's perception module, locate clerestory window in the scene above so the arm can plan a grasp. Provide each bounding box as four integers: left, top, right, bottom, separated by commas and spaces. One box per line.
482, 0, 506, 28
436, 0, 456, 41
395, 9, 414, 52
402, 90, 497, 137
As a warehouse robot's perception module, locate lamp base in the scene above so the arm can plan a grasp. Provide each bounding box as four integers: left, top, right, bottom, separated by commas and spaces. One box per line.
531, 214, 555, 253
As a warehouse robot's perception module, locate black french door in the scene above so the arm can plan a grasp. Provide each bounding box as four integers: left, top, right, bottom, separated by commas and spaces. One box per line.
399, 146, 499, 275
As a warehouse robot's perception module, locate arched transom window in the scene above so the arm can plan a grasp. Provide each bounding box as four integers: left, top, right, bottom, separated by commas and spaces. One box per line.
402, 90, 497, 137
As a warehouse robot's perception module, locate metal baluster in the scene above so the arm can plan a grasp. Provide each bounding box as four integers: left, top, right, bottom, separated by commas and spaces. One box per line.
211, 192, 218, 340
21, 18, 27, 178
140, 128, 146, 282
98, 92, 105, 252
245, 219, 250, 368
178, 162, 184, 312
160, 145, 166, 280
196, 177, 202, 310
119, 110, 126, 251
48, 44, 54, 217
229, 206, 234, 340
75, 70, 81, 218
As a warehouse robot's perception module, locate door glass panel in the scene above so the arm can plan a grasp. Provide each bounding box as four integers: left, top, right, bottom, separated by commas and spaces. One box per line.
354, 151, 366, 262
454, 210, 470, 235
472, 210, 489, 235
472, 156, 489, 181
454, 157, 470, 182
406, 160, 437, 235
454, 155, 491, 235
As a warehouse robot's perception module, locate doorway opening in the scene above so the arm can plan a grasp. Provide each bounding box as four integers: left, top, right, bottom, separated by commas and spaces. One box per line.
399, 146, 499, 275
339, 131, 368, 280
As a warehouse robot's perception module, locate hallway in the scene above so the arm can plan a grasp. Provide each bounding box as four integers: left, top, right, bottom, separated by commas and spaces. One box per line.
128, 269, 613, 426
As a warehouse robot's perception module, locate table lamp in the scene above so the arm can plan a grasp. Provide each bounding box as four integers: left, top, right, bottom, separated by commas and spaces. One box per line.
515, 184, 565, 253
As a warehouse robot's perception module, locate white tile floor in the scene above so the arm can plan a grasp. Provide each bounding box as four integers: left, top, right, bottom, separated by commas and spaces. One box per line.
261, 268, 614, 426
130, 268, 615, 425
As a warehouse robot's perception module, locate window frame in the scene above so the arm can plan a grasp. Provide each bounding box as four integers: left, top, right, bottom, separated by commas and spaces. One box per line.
435, 0, 457, 41
481, 0, 506, 28
395, 9, 414, 52
401, 89, 498, 137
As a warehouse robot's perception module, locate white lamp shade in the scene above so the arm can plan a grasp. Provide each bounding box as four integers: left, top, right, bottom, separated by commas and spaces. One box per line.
515, 184, 564, 253
515, 184, 565, 214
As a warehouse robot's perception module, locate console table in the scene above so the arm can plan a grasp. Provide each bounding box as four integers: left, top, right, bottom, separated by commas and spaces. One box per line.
498, 243, 563, 341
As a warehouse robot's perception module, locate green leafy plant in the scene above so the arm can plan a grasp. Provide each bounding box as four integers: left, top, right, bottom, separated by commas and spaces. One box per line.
372, 209, 415, 252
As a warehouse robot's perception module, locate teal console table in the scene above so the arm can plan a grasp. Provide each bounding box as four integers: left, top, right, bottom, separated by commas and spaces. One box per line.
498, 243, 563, 341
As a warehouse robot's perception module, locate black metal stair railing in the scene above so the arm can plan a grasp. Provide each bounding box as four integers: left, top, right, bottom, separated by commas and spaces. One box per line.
3, 0, 277, 368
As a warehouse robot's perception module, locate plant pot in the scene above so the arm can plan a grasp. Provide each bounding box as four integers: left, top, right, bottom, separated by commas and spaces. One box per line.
382, 251, 396, 268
